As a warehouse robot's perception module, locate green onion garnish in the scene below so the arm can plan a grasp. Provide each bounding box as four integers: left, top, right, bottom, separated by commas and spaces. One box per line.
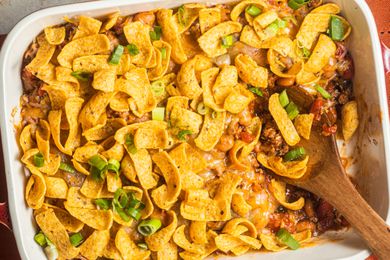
276, 18, 287, 29
315, 85, 332, 99
116, 206, 131, 222
109, 45, 124, 65
161, 48, 167, 59
288, 0, 310, 10
33, 153, 44, 167
69, 233, 83, 247
177, 130, 192, 141
107, 159, 120, 174
276, 228, 300, 250
283, 147, 306, 161
245, 5, 261, 17
196, 102, 208, 115
137, 243, 148, 250
286, 101, 299, 120
329, 16, 344, 41
138, 219, 162, 236
59, 162, 75, 173
279, 90, 290, 108
90, 166, 105, 181
114, 188, 129, 209
88, 155, 107, 171
149, 26, 162, 41
34, 232, 47, 247
150, 80, 165, 97
70, 71, 90, 82
127, 207, 142, 221
221, 35, 234, 48
248, 87, 263, 97
127, 44, 140, 56
264, 19, 285, 37
125, 134, 137, 154
152, 107, 165, 121
302, 47, 311, 58
94, 198, 111, 210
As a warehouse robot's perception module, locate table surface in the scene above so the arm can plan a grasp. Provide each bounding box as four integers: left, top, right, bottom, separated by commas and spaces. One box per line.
0, 1, 389, 259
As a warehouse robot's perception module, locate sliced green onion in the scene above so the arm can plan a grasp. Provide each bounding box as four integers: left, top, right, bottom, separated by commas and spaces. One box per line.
71, 71, 91, 82
137, 243, 148, 250
127, 207, 142, 221
69, 233, 83, 247
264, 21, 279, 37
177, 130, 192, 141
138, 219, 162, 236
279, 90, 290, 108
149, 26, 162, 41
116, 206, 131, 222
109, 45, 124, 65
288, 0, 309, 10
161, 47, 167, 59
197, 102, 208, 115
107, 159, 120, 174
94, 198, 111, 210
301, 47, 311, 58
125, 134, 137, 154
178, 5, 186, 25
127, 44, 140, 56
33, 153, 44, 167
221, 35, 234, 48
245, 5, 261, 16
248, 87, 263, 97
329, 16, 344, 41
152, 107, 165, 121
88, 155, 107, 171
276, 18, 287, 29
150, 80, 165, 97
90, 166, 105, 181
276, 228, 300, 250
286, 101, 299, 120
59, 162, 75, 173
283, 147, 306, 161
114, 188, 129, 209
315, 85, 332, 99
34, 232, 47, 247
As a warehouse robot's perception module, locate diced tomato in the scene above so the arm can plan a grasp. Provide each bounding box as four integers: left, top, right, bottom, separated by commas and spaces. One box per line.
365, 254, 378, 260
240, 131, 255, 143
310, 98, 324, 121
322, 124, 337, 136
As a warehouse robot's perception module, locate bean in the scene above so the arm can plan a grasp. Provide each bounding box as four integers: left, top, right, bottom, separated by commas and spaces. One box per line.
133, 12, 155, 27
277, 77, 295, 87
216, 134, 235, 152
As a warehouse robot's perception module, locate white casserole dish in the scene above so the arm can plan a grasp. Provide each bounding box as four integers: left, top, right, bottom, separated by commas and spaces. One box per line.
0, 0, 389, 259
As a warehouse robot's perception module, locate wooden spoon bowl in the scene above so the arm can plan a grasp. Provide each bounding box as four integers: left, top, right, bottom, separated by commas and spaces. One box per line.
282, 130, 390, 259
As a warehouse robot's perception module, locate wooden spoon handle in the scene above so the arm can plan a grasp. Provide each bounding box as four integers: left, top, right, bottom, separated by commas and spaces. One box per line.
307, 166, 390, 260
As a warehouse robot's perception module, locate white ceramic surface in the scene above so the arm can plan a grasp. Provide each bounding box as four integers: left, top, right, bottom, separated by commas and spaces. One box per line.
0, 0, 389, 259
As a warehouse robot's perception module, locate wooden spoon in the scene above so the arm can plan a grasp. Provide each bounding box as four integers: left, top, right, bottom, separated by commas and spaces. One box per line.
284, 130, 390, 259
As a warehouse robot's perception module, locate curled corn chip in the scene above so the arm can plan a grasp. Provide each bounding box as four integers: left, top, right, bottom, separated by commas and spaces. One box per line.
232, 193, 252, 217
189, 221, 207, 244
157, 9, 187, 64
115, 120, 167, 144
127, 148, 157, 190
102, 239, 122, 260
106, 171, 122, 193
199, 7, 221, 34
342, 100, 359, 142
25, 167, 46, 209
79, 91, 114, 130
305, 34, 336, 73
124, 21, 154, 67
268, 49, 304, 79
296, 14, 330, 50
44, 26, 66, 45
19, 124, 35, 152
79, 230, 110, 260
121, 154, 137, 183
240, 25, 262, 49
101, 138, 125, 161
157, 240, 178, 260
73, 15, 102, 39
311, 3, 340, 14
268, 93, 300, 146
213, 65, 238, 104
83, 118, 126, 141
173, 225, 206, 254
80, 174, 105, 199
151, 151, 181, 208
73, 54, 131, 75
21, 148, 61, 176
148, 40, 172, 80
224, 84, 254, 114
170, 105, 203, 135
116, 227, 151, 260
145, 210, 178, 251
195, 111, 226, 151
179, 230, 218, 260
169, 143, 206, 190
101, 12, 120, 32
294, 114, 314, 140
260, 230, 311, 252
45, 176, 68, 199
270, 179, 305, 210
35, 209, 80, 259
134, 127, 169, 149
51, 206, 84, 233
166, 96, 189, 120
201, 67, 225, 112
177, 56, 204, 99
257, 152, 308, 179
64, 201, 113, 230
57, 34, 110, 68
198, 21, 242, 58
35, 119, 50, 161
235, 54, 268, 88
174, 4, 204, 33
230, 0, 269, 25
26, 35, 56, 73
66, 187, 95, 209
73, 142, 103, 163
92, 69, 116, 92
42, 82, 79, 111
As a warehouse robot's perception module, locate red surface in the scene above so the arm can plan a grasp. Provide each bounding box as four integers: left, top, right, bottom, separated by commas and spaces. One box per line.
0, 1, 389, 258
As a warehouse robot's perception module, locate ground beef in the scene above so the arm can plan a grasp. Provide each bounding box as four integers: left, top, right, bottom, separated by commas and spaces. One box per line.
259, 121, 289, 156
21, 68, 43, 93
107, 107, 151, 124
